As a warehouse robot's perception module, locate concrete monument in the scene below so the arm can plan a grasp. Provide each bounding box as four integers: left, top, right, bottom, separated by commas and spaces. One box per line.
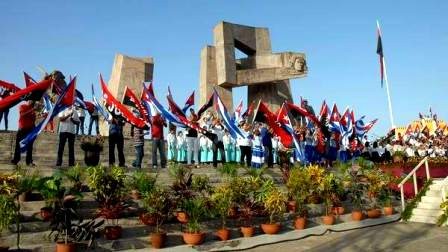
99, 53, 154, 136
199, 21, 307, 112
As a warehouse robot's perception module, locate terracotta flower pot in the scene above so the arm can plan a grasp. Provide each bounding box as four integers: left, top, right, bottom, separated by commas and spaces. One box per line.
383, 206, 394, 216
287, 200, 296, 213
240, 226, 255, 237
294, 216, 307, 230
216, 228, 231, 241
182, 232, 205, 245
40, 207, 53, 221
176, 211, 188, 224
56, 242, 76, 252
261, 223, 281, 234
139, 213, 156, 226
367, 209, 381, 219
130, 190, 141, 200
150, 232, 167, 249
104, 225, 122, 240
351, 210, 363, 221
322, 215, 335, 225
332, 206, 345, 216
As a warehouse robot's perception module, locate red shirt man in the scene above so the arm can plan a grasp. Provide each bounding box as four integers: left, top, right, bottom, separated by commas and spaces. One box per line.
12, 101, 36, 166
19, 102, 36, 130
151, 114, 166, 139
150, 113, 167, 168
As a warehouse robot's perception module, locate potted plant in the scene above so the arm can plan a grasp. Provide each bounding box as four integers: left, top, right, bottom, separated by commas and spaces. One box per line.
378, 172, 397, 216
391, 151, 405, 163
80, 135, 104, 166
231, 176, 256, 237
286, 167, 309, 229
261, 187, 287, 234
182, 197, 209, 245
211, 183, 234, 241
169, 165, 193, 224
37, 175, 65, 221
318, 173, 337, 225
87, 166, 127, 240
365, 169, 386, 218
0, 194, 16, 251
125, 171, 157, 200
305, 165, 326, 204
63, 165, 86, 193
346, 169, 366, 221
142, 187, 172, 249
49, 199, 104, 252
437, 196, 448, 226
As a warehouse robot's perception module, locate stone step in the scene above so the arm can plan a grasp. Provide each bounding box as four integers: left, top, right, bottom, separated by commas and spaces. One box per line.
409, 214, 438, 224
421, 195, 443, 204
416, 201, 443, 210
426, 189, 442, 197
412, 208, 443, 217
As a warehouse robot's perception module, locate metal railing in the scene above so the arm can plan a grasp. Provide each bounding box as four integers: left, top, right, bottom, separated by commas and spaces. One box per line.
398, 157, 430, 211
441, 176, 448, 203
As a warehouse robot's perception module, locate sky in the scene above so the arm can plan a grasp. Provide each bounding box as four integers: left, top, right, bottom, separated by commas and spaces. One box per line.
0, 0, 447, 137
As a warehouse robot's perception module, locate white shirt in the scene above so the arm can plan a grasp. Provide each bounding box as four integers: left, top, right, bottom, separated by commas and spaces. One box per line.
211, 124, 225, 142
76, 107, 85, 118
167, 133, 176, 147
58, 107, 79, 134
223, 134, 232, 146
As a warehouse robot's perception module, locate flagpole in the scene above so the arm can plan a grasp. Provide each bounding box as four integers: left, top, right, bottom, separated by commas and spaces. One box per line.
377, 20, 395, 129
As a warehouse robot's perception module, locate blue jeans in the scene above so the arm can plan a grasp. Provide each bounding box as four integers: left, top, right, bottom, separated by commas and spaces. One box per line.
133, 145, 144, 168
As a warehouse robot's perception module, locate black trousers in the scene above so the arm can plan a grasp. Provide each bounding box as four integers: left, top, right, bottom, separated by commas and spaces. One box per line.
212, 141, 226, 167
240, 146, 252, 167
57, 132, 75, 166
12, 128, 34, 165
264, 145, 274, 167
152, 138, 167, 168
88, 116, 99, 135
109, 133, 125, 166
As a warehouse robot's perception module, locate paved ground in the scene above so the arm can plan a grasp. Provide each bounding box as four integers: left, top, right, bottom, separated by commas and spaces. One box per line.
245, 222, 448, 252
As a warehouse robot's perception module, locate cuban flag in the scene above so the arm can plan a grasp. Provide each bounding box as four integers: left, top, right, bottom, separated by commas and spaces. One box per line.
340, 113, 354, 148
355, 116, 378, 137
182, 91, 195, 114
277, 103, 305, 162
142, 84, 185, 128
233, 99, 243, 122
20, 77, 76, 152
91, 83, 111, 122
42, 94, 53, 113
329, 104, 342, 132
214, 91, 244, 139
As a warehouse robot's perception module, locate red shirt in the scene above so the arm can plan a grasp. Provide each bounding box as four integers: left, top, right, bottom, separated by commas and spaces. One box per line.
151, 115, 165, 139
19, 103, 36, 130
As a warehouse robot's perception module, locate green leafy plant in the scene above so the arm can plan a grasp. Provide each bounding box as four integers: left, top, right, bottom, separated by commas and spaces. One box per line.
64, 165, 85, 194
211, 184, 234, 229
263, 187, 287, 224
218, 163, 238, 178
287, 167, 310, 216
0, 194, 16, 233
365, 168, 388, 209
437, 196, 448, 226
37, 175, 66, 208
318, 173, 339, 216
142, 187, 172, 233
183, 197, 209, 233
126, 171, 157, 195
191, 175, 212, 196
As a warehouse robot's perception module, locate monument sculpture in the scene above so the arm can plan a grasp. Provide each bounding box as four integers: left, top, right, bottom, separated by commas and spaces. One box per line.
199, 21, 308, 112
99, 53, 154, 136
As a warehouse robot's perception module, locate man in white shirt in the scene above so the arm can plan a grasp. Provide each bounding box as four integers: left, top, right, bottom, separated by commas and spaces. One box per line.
56, 106, 79, 166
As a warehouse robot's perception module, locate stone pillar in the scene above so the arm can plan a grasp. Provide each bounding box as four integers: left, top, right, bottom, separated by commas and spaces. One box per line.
247, 80, 293, 112
99, 53, 154, 136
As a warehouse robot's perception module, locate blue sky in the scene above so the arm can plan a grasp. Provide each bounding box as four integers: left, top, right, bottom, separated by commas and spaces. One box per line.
1, 0, 447, 136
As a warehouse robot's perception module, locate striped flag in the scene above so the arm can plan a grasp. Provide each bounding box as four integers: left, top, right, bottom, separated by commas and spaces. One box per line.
20, 77, 76, 152
182, 91, 195, 114
377, 21, 384, 87
213, 91, 244, 139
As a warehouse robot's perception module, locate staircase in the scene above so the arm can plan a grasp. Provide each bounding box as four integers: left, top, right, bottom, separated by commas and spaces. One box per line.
409, 178, 447, 224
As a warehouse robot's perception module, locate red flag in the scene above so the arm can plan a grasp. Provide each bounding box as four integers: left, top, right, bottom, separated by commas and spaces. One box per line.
350, 110, 355, 125
254, 101, 292, 148
23, 72, 37, 87
0, 80, 21, 93
286, 101, 320, 126
100, 75, 148, 129
241, 102, 254, 118
0, 79, 52, 112
184, 91, 194, 108
340, 107, 350, 126
197, 94, 214, 118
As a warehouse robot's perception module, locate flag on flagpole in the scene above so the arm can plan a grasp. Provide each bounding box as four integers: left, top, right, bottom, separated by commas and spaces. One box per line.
20, 77, 76, 152
182, 91, 195, 114
23, 72, 37, 87
0, 79, 52, 112
0, 80, 21, 93
377, 21, 384, 87
122, 86, 149, 123
276, 103, 305, 161
91, 83, 111, 122
214, 91, 244, 139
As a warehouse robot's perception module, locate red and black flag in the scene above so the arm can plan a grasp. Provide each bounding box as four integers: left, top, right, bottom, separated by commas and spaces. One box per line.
197, 94, 214, 118
24, 72, 37, 87
376, 21, 384, 87
0, 79, 52, 112
182, 91, 195, 114
122, 86, 148, 122
100, 75, 148, 129
0, 80, 21, 93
